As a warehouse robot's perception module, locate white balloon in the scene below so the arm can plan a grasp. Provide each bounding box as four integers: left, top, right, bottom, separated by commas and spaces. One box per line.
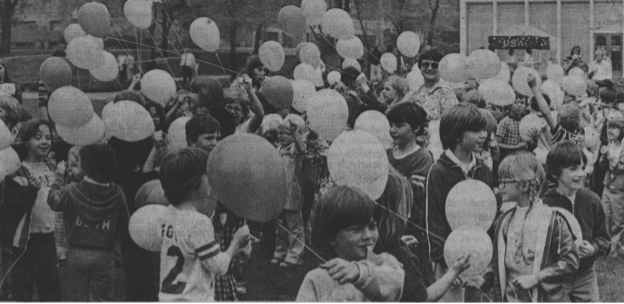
327, 71, 341, 85
396, 31, 420, 58
89, 51, 118, 81
167, 116, 191, 152
584, 126, 599, 148
547, 64, 565, 87
512, 66, 541, 97
478, 79, 515, 107
66, 35, 105, 69
56, 114, 105, 145
563, 75, 587, 98
189, 17, 220, 52
49, 86, 94, 128
342, 58, 361, 72
380, 53, 397, 74
468, 49, 501, 80
439, 53, 470, 83
354, 111, 393, 149
64, 23, 86, 44
445, 180, 497, 231
291, 79, 315, 113
321, 9, 354, 40
336, 37, 364, 60
519, 113, 547, 142
406, 68, 424, 91
124, 0, 152, 29
444, 226, 493, 278
0, 147, 20, 181
328, 130, 389, 200
129, 204, 168, 252
293, 63, 316, 83
307, 89, 349, 141
299, 43, 321, 68
103, 101, 155, 142
301, 0, 327, 27
541, 80, 564, 110
0, 119, 12, 151
259, 41, 285, 72
569, 67, 585, 78
141, 69, 176, 105
495, 62, 511, 83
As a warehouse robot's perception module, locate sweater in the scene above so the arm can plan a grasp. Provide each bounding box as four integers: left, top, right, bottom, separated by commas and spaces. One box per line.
48, 175, 130, 250
426, 151, 493, 267
541, 188, 610, 274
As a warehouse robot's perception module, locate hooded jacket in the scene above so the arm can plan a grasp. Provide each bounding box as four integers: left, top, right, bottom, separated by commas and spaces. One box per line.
425, 151, 493, 267
48, 173, 129, 250
541, 187, 610, 274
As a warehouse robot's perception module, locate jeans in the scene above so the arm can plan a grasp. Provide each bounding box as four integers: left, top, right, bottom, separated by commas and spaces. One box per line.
67, 248, 115, 301
11, 233, 61, 302
274, 210, 305, 264
570, 265, 600, 302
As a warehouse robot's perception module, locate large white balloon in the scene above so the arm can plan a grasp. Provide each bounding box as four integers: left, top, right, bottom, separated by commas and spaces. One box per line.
336, 37, 364, 60
327, 71, 341, 85
512, 66, 541, 97
291, 79, 315, 113
563, 75, 587, 98
321, 9, 355, 40
445, 180, 497, 231
495, 62, 511, 83
56, 114, 105, 145
129, 204, 168, 252
299, 43, 321, 68
67, 35, 105, 69
546, 64, 565, 87
396, 31, 420, 58
478, 79, 515, 107
190, 17, 220, 52
541, 80, 564, 110
568, 67, 586, 79
406, 68, 424, 91
259, 41, 285, 72
64, 23, 86, 44
0, 147, 20, 181
519, 113, 546, 142
354, 111, 393, 149
89, 51, 119, 82
468, 49, 501, 80
0, 119, 12, 151
103, 101, 155, 142
49, 86, 94, 128
124, 0, 152, 29
342, 58, 361, 72
141, 69, 176, 105
380, 53, 397, 74
167, 116, 191, 152
444, 226, 493, 278
302, 0, 327, 27
293, 63, 317, 83
439, 53, 470, 83
328, 130, 389, 200
307, 89, 349, 141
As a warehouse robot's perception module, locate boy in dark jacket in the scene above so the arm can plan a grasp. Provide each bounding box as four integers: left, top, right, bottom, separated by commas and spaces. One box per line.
47, 143, 129, 301
542, 141, 610, 302
426, 103, 493, 301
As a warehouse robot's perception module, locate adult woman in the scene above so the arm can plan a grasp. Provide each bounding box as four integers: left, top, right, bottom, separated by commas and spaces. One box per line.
190, 76, 224, 110
402, 48, 459, 159
245, 56, 266, 90
564, 46, 585, 73
358, 75, 410, 113
0, 63, 23, 104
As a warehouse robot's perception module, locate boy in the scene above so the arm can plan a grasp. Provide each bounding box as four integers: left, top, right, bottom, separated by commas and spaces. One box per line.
426, 103, 492, 301
496, 93, 529, 160
599, 118, 624, 256
185, 112, 221, 156
158, 148, 249, 302
542, 141, 610, 302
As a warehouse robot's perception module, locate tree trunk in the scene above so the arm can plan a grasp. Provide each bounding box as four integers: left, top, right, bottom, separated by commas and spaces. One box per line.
161, 6, 170, 54
253, 23, 263, 55
0, 0, 18, 56
230, 22, 238, 77
427, 0, 440, 46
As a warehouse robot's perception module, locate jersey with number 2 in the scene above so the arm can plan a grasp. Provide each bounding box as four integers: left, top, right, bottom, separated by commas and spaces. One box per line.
159, 206, 221, 302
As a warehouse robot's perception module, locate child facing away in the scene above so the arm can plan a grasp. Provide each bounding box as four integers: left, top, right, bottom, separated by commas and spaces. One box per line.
158, 148, 249, 302
542, 141, 610, 302
465, 152, 580, 302
599, 117, 624, 256
272, 114, 307, 267
496, 93, 530, 160
47, 143, 129, 301
297, 186, 406, 302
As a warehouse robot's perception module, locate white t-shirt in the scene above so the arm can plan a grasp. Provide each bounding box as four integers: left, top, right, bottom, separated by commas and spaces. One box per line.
159, 207, 223, 302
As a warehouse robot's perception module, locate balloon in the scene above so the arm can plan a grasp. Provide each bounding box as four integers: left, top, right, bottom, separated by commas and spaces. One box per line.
328, 130, 389, 200
307, 89, 349, 141
354, 111, 393, 149
66, 35, 105, 69
260, 113, 283, 133
103, 101, 155, 142
584, 126, 599, 148
129, 204, 168, 252
439, 53, 470, 83
468, 49, 501, 80
77, 2, 111, 38
301, 0, 326, 27
406, 68, 424, 91
190, 17, 220, 52
299, 43, 321, 68
478, 79, 515, 106
569, 67, 585, 78
342, 58, 361, 72
259, 76, 294, 110
124, 0, 152, 29
519, 113, 546, 142
167, 116, 191, 151
541, 80, 564, 110
495, 62, 511, 83
56, 114, 105, 145
141, 69, 176, 105
0, 147, 20, 181
89, 51, 118, 82
327, 71, 341, 85
321, 9, 355, 40
259, 41, 285, 72
380, 53, 397, 74
336, 37, 364, 60
396, 31, 420, 58
512, 66, 541, 97
277, 5, 307, 38
135, 180, 169, 209
0, 119, 11, 151
547, 64, 565, 87
313, 65, 324, 88
40, 57, 72, 91
292, 79, 315, 113
48, 86, 94, 128
64, 23, 86, 44
293, 63, 316, 83
563, 75, 587, 98
444, 226, 493, 278
207, 134, 288, 222
445, 180, 497, 231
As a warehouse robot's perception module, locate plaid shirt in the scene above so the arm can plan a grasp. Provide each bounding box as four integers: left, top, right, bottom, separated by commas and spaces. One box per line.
496, 116, 523, 146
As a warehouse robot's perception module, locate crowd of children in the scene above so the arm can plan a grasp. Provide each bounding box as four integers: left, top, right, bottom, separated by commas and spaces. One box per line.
0, 43, 620, 303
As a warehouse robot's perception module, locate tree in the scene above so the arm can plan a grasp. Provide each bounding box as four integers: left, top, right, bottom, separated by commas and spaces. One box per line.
0, 0, 20, 55
426, 0, 440, 46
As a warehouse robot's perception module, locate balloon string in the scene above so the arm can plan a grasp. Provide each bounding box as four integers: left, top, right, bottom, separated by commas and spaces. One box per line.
159, 2, 186, 55
466, 286, 494, 303
310, 25, 377, 72
144, 26, 177, 78
275, 221, 327, 263
152, 7, 182, 58
214, 52, 228, 75
372, 201, 447, 244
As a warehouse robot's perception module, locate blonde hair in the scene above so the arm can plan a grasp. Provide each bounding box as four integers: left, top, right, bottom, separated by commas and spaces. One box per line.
280, 114, 306, 133
498, 152, 544, 199
376, 167, 413, 246
384, 76, 410, 102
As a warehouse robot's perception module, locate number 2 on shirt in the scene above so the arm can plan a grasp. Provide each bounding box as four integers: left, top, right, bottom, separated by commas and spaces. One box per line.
161, 246, 186, 294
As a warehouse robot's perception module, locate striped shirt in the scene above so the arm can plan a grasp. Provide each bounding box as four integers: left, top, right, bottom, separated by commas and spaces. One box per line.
387, 147, 434, 193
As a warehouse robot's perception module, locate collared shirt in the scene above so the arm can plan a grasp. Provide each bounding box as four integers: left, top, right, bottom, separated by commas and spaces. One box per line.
589, 58, 612, 81
444, 149, 476, 176
496, 115, 523, 146
402, 80, 458, 121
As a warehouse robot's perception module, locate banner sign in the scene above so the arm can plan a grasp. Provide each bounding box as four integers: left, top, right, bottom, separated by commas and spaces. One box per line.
488, 36, 550, 50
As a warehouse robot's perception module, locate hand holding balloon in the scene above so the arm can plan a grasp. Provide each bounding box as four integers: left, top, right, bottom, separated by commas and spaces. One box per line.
320, 258, 360, 285
511, 275, 539, 290
232, 225, 251, 252
527, 74, 537, 90
56, 160, 67, 176
449, 254, 471, 275
464, 275, 486, 289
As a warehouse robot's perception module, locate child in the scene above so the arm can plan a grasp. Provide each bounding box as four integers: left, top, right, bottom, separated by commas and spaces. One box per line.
426, 103, 493, 301
600, 117, 624, 256
466, 152, 580, 301
497, 93, 530, 160
185, 112, 221, 156
297, 186, 405, 301
47, 143, 129, 301
0, 119, 61, 301
272, 114, 306, 267
542, 141, 610, 302
158, 147, 249, 302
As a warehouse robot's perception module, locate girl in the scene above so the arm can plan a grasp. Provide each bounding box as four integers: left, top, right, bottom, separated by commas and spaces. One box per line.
358, 75, 410, 113
0, 63, 22, 104
600, 117, 624, 256
1, 119, 61, 301
466, 152, 580, 302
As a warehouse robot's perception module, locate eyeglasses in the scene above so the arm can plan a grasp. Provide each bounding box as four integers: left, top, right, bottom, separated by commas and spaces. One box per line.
498, 179, 522, 188
421, 61, 439, 70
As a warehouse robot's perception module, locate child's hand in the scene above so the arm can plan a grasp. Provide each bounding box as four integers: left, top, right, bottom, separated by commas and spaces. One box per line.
579, 240, 596, 258
56, 161, 67, 176
464, 276, 485, 289
289, 120, 301, 134
232, 225, 250, 249
511, 274, 539, 289
450, 253, 471, 274
527, 74, 537, 89
356, 73, 368, 88
240, 75, 253, 91
28, 176, 42, 189
132, 73, 141, 83
601, 145, 608, 155
320, 258, 360, 285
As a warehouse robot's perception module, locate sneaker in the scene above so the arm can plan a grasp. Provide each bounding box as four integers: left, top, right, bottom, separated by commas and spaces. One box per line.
236, 285, 247, 295
270, 258, 282, 265
279, 260, 302, 267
